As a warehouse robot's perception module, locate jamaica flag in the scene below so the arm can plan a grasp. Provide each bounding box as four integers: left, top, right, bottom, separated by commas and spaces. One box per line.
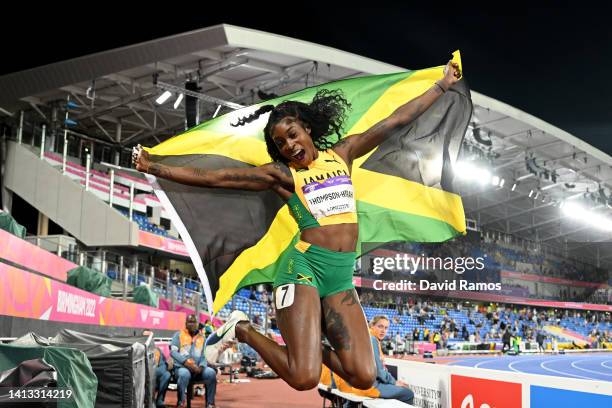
145, 51, 472, 313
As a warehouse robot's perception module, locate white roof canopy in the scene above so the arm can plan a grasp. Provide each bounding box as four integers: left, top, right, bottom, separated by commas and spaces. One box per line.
1, 24, 610, 264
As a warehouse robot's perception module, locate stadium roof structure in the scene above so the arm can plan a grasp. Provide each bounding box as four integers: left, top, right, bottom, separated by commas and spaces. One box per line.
1, 24, 611, 266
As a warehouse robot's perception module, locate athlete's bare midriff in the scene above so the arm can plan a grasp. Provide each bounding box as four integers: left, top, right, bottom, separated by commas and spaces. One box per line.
300, 223, 358, 252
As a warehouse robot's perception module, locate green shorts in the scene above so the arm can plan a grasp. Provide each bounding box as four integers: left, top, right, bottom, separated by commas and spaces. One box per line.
273, 240, 356, 298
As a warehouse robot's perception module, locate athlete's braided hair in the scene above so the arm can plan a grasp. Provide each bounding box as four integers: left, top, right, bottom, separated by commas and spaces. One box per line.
231, 89, 351, 163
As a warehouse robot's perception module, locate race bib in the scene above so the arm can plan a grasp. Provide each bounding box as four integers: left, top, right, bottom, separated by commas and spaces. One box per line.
275, 284, 295, 309
302, 175, 355, 219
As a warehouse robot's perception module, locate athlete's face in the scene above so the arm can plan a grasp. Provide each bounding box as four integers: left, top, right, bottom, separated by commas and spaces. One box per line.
372, 318, 389, 340
271, 117, 318, 166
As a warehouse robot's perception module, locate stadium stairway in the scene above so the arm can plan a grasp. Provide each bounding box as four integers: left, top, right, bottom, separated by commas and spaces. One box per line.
4, 141, 139, 246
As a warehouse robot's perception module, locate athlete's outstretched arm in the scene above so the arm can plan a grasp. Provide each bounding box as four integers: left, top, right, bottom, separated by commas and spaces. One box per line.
333, 60, 462, 165
132, 146, 293, 193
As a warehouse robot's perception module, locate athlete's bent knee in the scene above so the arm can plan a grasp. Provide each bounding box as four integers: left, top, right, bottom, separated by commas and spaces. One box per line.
288, 371, 320, 391
350, 374, 375, 390
348, 364, 376, 390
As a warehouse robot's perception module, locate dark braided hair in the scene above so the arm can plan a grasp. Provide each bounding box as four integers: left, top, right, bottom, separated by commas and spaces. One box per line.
231, 89, 351, 164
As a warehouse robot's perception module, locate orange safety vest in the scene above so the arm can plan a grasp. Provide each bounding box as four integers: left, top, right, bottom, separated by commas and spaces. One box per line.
154, 348, 162, 366
178, 329, 205, 359
322, 366, 381, 398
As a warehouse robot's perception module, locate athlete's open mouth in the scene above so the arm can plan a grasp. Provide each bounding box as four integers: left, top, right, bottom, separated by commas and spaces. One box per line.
292, 149, 305, 161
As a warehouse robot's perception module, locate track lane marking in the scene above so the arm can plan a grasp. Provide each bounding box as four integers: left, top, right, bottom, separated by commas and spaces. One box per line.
571, 359, 612, 377
540, 359, 594, 380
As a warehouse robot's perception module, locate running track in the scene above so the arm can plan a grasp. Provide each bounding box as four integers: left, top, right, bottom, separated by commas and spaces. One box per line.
450, 353, 612, 381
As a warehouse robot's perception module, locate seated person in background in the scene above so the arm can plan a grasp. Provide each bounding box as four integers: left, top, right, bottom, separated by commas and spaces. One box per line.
143, 330, 172, 408
369, 315, 415, 404
171, 314, 218, 408
154, 343, 172, 407
320, 316, 415, 406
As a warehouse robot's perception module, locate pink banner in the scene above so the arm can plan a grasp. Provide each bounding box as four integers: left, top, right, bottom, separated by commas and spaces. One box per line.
416, 342, 436, 354
138, 230, 189, 257
356, 278, 612, 312
0, 229, 73, 281
0, 263, 185, 330
157, 300, 284, 345
158, 298, 224, 327
501, 270, 607, 288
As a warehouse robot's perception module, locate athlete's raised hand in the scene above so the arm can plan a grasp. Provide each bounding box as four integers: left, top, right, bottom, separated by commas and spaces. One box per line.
132, 144, 150, 173
441, 60, 462, 88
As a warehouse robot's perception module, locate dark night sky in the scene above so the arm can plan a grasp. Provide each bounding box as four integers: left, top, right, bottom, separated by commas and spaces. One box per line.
2, 4, 610, 153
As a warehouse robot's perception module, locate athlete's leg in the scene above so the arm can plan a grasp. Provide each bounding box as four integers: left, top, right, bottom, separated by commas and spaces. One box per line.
321, 289, 376, 389
235, 284, 323, 390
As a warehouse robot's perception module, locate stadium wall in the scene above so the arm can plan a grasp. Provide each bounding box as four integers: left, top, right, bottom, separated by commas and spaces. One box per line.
0, 228, 73, 281
0, 262, 185, 337
386, 359, 611, 408
0, 315, 177, 338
